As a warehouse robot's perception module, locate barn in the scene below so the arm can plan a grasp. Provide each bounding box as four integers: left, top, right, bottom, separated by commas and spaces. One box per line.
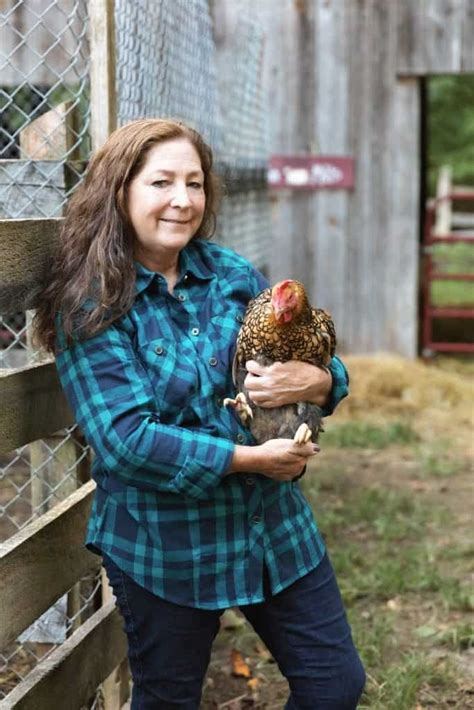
246, 0, 474, 357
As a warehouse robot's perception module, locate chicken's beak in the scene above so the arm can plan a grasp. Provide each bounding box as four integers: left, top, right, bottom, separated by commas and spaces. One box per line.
273, 306, 293, 324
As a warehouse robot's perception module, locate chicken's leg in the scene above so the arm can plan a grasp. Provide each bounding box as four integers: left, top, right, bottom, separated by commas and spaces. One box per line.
293, 422, 312, 444
223, 392, 253, 424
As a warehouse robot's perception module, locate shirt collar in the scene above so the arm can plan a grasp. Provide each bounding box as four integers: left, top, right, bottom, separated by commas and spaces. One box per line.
134, 239, 214, 296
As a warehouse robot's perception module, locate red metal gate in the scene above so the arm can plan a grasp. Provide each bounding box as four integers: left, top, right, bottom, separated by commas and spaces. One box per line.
422, 192, 474, 355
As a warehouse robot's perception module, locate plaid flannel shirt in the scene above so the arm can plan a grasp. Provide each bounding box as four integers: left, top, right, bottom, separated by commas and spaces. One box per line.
56, 240, 349, 609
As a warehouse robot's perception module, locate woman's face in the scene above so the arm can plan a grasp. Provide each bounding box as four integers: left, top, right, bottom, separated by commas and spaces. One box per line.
126, 138, 206, 270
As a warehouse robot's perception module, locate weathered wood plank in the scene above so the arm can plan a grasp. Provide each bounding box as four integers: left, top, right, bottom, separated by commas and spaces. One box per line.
397, 0, 474, 75
0, 218, 61, 313
0, 362, 74, 454
0, 602, 127, 710
19, 103, 79, 162
0, 481, 99, 650
313, 0, 350, 347
89, 0, 117, 150
387, 78, 420, 357
434, 166, 453, 236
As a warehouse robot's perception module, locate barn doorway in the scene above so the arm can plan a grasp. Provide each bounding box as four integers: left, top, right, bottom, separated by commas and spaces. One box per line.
420, 74, 474, 356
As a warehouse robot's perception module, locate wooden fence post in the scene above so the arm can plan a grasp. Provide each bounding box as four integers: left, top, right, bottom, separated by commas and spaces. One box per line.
89, 0, 117, 151
88, 2, 129, 705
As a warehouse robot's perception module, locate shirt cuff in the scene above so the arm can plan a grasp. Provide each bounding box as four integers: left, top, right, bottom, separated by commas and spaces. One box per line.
168, 435, 235, 500
320, 356, 349, 417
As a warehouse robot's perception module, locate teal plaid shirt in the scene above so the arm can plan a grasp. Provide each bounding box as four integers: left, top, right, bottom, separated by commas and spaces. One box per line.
56, 240, 349, 609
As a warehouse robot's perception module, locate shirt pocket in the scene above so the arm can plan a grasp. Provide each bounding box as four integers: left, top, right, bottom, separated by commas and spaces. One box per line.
139, 337, 198, 420
209, 307, 245, 368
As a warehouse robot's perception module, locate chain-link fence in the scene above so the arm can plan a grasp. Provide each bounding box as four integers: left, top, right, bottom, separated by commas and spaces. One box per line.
1, 0, 271, 702
115, 0, 271, 270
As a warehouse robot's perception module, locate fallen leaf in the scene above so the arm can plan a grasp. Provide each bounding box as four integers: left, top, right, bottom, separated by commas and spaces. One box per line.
231, 648, 252, 678
386, 597, 401, 611
247, 677, 260, 692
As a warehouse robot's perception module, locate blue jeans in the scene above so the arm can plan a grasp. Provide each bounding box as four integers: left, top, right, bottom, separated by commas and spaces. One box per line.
102, 552, 365, 709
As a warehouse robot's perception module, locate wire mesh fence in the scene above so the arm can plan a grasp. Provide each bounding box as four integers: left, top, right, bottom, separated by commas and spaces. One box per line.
115, 0, 272, 270
1, 0, 272, 703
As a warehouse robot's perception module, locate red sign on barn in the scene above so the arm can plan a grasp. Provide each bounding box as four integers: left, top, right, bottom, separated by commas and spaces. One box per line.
268, 155, 354, 190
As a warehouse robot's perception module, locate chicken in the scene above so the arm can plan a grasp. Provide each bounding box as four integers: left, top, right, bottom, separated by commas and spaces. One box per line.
224, 279, 336, 446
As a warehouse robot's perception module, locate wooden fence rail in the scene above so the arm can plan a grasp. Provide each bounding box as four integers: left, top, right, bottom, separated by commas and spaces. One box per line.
0, 362, 74, 453
0, 603, 127, 710
0, 481, 98, 650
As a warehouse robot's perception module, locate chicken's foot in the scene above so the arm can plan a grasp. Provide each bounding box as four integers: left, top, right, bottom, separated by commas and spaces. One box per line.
293, 422, 312, 444
223, 392, 253, 424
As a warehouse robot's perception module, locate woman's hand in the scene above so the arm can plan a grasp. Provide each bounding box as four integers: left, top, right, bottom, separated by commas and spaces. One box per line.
256, 439, 319, 481
228, 440, 319, 481
244, 360, 332, 408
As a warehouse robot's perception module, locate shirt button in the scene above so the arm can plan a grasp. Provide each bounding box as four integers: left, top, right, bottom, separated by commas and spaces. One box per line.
191, 327, 200, 336
245, 476, 255, 486
236, 433, 245, 444
183, 273, 189, 281
251, 515, 261, 524
208, 357, 218, 367
215, 397, 223, 407
236, 314, 244, 323
178, 293, 186, 302
155, 346, 164, 355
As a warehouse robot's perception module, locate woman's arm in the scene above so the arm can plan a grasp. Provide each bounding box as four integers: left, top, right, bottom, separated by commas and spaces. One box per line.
55, 321, 235, 501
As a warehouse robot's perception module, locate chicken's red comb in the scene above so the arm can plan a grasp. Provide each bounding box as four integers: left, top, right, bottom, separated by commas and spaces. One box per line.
272, 279, 295, 292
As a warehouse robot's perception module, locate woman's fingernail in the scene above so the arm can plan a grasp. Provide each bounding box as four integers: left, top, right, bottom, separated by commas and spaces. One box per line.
313, 444, 320, 452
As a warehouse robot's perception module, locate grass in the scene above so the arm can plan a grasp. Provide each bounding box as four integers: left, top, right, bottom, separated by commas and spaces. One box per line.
300, 427, 473, 708
437, 623, 474, 652
321, 421, 418, 449
417, 442, 465, 478
431, 242, 474, 307
360, 653, 457, 710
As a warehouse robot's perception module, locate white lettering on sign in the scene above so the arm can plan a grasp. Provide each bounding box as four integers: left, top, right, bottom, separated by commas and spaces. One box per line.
267, 167, 282, 184
268, 155, 354, 190
311, 164, 343, 185
283, 166, 310, 185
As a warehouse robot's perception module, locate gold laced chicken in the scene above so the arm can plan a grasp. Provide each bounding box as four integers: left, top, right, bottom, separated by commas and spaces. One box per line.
224, 279, 336, 446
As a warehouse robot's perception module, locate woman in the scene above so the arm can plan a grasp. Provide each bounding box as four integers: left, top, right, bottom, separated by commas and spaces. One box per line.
35, 119, 365, 709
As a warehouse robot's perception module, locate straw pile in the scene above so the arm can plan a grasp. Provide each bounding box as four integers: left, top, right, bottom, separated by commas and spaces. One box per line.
335, 355, 474, 450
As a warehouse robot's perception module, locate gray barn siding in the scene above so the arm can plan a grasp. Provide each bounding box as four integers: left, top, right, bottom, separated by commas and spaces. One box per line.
250, 0, 474, 357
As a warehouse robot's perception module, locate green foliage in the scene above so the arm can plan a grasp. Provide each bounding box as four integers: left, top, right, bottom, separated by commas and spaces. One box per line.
430, 242, 474, 307
321, 421, 418, 449
359, 653, 455, 710
437, 623, 474, 651
427, 75, 474, 194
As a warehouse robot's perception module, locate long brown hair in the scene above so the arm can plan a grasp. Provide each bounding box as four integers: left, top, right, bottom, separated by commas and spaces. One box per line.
34, 118, 220, 352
